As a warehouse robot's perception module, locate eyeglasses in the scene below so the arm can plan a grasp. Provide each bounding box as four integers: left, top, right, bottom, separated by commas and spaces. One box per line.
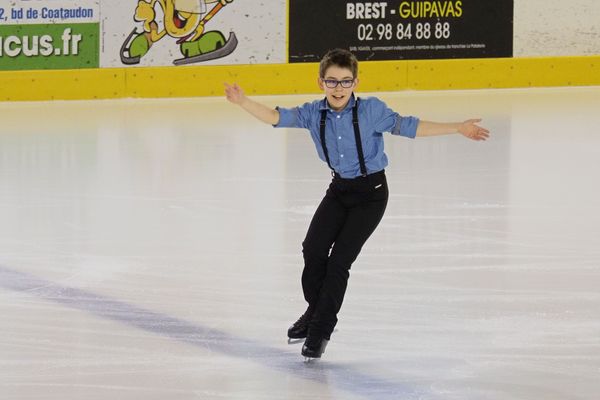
322, 79, 355, 89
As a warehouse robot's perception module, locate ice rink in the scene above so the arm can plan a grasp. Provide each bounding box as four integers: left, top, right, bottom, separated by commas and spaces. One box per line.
1, 86, 599, 399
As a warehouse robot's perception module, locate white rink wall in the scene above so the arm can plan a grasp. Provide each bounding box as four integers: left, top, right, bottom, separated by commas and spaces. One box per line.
514, 0, 600, 56
100, 0, 600, 63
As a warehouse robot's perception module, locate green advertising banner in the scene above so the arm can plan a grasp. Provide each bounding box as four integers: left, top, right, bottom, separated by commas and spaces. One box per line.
0, 1, 99, 71
0, 22, 99, 70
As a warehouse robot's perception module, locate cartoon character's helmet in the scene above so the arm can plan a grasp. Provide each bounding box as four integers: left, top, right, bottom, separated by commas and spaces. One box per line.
174, 0, 207, 14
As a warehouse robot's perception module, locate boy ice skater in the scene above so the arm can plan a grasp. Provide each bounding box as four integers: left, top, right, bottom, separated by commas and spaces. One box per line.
225, 49, 489, 359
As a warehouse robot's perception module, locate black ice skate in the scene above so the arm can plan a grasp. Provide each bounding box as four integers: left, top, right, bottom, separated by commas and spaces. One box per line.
301, 334, 329, 360
287, 307, 313, 342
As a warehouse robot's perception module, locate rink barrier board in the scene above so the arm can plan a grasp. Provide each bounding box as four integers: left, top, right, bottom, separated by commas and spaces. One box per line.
1, 56, 599, 101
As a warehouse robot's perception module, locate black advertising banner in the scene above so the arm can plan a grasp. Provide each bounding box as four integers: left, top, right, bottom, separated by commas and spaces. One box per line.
289, 1, 513, 62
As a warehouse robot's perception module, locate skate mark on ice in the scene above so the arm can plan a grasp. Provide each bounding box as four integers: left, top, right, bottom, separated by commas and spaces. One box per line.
0, 265, 430, 400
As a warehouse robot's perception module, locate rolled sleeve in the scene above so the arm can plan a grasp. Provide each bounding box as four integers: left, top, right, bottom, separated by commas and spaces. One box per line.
274, 106, 299, 128
392, 116, 420, 139
369, 97, 419, 138
274, 101, 316, 129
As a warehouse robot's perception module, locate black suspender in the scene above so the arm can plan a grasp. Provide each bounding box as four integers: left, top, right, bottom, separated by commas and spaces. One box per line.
351, 101, 368, 177
319, 98, 368, 177
319, 108, 334, 172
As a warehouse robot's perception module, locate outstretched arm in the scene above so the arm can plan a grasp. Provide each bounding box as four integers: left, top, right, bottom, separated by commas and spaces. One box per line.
416, 119, 490, 141
224, 83, 280, 125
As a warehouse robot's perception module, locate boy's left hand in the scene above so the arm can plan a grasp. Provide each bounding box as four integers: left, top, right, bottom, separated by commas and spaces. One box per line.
458, 119, 490, 141
224, 82, 246, 105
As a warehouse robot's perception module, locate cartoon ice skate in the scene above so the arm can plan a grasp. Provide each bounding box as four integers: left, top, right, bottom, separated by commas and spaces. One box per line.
120, 0, 237, 65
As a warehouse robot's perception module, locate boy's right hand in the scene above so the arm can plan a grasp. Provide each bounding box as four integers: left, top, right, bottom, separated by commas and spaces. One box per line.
224, 83, 245, 105
223, 83, 280, 125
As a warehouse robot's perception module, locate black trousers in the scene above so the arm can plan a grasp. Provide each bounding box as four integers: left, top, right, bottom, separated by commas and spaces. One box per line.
301, 170, 389, 339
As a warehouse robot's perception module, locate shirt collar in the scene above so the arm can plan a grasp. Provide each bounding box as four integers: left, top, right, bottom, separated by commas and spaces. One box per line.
319, 93, 357, 113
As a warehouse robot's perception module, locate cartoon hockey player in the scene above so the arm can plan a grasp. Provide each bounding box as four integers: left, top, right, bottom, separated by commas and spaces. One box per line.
120, 0, 237, 65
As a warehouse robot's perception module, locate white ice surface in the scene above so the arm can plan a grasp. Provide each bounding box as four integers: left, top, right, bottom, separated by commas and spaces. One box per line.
1, 87, 599, 399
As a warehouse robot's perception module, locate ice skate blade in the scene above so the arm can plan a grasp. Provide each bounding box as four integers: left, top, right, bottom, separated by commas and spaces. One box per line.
288, 338, 304, 345
301, 351, 324, 361
301, 338, 328, 359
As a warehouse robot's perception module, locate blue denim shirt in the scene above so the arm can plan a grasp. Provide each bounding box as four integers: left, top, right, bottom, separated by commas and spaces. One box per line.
275, 95, 419, 178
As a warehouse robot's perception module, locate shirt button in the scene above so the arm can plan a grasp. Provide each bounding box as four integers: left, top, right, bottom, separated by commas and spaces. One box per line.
336, 115, 341, 119
340, 154, 344, 158
338, 136, 342, 140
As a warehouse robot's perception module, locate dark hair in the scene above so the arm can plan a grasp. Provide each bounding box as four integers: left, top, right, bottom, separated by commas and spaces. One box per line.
319, 48, 358, 79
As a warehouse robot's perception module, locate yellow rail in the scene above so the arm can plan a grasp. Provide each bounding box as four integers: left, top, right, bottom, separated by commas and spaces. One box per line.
1, 56, 599, 102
